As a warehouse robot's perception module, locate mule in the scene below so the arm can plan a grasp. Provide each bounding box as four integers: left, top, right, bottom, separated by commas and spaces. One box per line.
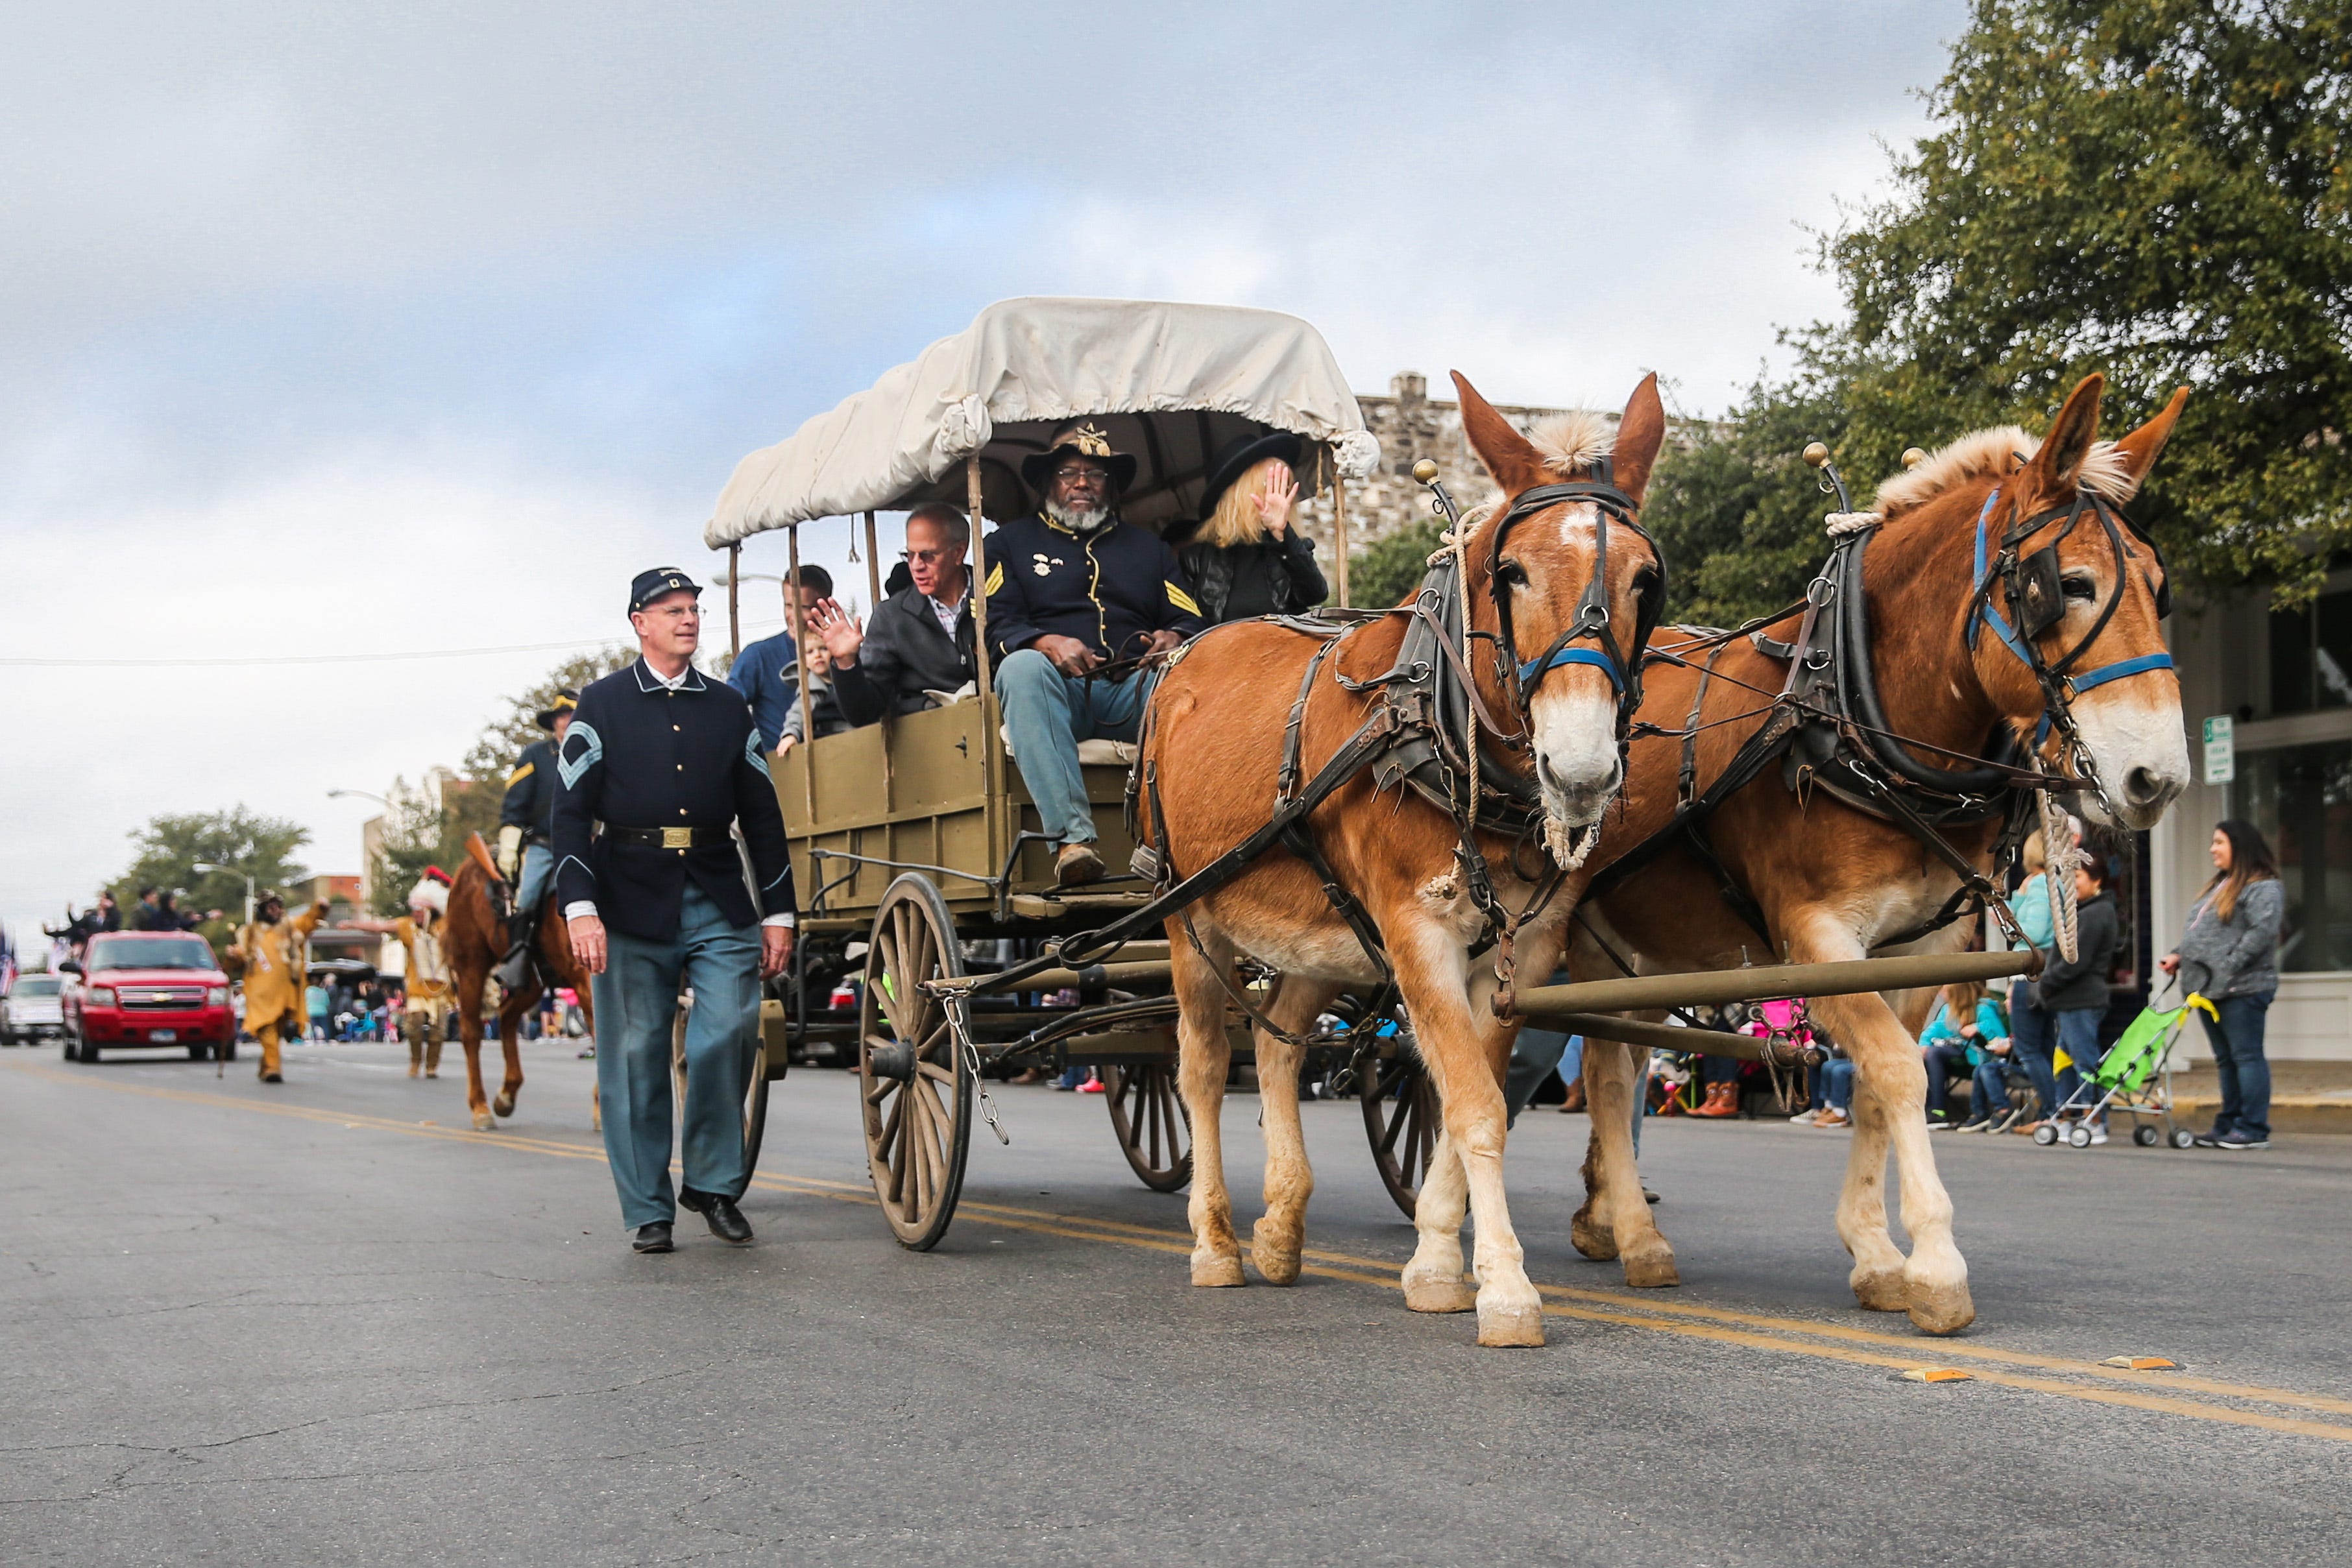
1142, 372, 1669, 1347
1562, 373, 2188, 1334
446, 839, 596, 1133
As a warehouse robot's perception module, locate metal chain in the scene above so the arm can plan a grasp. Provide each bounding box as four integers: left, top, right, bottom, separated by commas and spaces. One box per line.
940, 993, 1010, 1145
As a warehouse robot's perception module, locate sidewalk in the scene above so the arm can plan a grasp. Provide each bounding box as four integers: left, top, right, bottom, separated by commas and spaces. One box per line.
2170, 1060, 2352, 1135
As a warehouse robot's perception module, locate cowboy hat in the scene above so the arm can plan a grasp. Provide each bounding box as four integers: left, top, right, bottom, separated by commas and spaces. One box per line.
1020, 421, 1138, 493
534, 690, 578, 730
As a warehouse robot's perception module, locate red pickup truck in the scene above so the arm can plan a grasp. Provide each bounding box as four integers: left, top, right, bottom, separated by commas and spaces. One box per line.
62, 932, 238, 1063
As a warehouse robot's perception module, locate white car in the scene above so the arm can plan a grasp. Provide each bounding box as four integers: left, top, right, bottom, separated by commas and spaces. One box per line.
2, 974, 67, 1046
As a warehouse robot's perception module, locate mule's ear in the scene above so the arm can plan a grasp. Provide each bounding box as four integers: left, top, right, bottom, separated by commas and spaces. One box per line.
2109, 385, 2190, 495
1451, 370, 1549, 498
1612, 373, 1667, 505
2023, 372, 2104, 495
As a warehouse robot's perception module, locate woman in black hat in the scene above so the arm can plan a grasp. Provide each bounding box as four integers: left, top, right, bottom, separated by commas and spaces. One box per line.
1174, 432, 1328, 623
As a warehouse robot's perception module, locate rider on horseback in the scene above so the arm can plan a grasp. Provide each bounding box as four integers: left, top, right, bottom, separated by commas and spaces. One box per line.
492, 691, 574, 991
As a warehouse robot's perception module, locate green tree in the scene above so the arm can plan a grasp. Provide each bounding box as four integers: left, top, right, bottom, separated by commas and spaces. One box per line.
1349, 518, 1449, 611
115, 808, 309, 930
1646, 1, 2351, 616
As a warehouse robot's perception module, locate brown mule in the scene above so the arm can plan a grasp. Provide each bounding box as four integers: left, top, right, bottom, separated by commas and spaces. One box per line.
445, 835, 596, 1133
1144, 372, 1670, 1347
1562, 374, 2190, 1334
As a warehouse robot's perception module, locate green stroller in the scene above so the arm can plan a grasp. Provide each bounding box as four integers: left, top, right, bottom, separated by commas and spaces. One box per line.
2033, 990, 2214, 1149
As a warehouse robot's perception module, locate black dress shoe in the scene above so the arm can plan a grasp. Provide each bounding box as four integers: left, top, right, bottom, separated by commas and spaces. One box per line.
631, 1222, 674, 1253
679, 1188, 753, 1245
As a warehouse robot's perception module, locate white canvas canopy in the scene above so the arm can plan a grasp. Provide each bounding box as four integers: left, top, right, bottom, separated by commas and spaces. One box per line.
704, 296, 1379, 546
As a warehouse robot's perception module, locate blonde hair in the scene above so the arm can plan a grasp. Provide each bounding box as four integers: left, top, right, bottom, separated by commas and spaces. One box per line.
2022, 831, 2047, 873
1202, 457, 1295, 549
1945, 979, 1986, 1014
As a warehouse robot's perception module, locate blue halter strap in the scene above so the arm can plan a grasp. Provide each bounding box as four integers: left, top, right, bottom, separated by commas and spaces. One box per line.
1967, 484, 2174, 743
1518, 645, 1623, 694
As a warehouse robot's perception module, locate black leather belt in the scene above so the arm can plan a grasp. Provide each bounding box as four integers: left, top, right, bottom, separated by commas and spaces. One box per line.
598, 823, 714, 849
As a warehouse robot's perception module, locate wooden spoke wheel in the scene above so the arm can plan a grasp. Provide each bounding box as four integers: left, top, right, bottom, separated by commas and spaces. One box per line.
669, 995, 776, 1170
1102, 1062, 1191, 1192
1361, 1050, 1439, 1218
858, 874, 973, 1249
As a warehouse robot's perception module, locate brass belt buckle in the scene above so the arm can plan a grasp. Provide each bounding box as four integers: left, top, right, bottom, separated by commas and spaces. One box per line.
661, 826, 693, 849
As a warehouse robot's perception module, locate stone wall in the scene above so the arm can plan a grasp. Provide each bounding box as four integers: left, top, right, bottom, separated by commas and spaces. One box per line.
1300, 372, 1726, 562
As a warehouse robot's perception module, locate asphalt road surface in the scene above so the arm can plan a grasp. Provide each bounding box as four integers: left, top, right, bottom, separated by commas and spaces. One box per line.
6, 1037, 2349, 1566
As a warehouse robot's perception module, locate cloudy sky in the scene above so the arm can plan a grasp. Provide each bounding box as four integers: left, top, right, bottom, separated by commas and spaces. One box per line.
0, 0, 1964, 942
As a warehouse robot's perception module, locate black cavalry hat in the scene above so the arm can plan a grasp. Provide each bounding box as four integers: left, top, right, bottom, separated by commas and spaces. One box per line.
1198, 429, 1303, 520
627, 566, 702, 616
1020, 421, 1138, 493
534, 690, 579, 731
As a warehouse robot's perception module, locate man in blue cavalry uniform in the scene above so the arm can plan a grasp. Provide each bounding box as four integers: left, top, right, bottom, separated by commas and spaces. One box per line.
986, 422, 1202, 886
555, 568, 795, 1254
491, 690, 574, 991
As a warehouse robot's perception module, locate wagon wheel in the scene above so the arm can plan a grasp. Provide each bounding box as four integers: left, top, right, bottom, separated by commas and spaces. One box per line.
859, 874, 973, 1249
669, 996, 774, 1169
1361, 1049, 1440, 1218
1102, 1062, 1192, 1191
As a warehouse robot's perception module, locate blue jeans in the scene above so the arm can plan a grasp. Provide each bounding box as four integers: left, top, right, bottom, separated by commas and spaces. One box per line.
590, 883, 764, 1230
2052, 1006, 2106, 1116
1970, 1055, 2014, 1120
1508, 1028, 1647, 1153
2007, 980, 2057, 1119
1824, 1057, 1856, 1111
1923, 1042, 1974, 1119
995, 648, 1152, 845
517, 842, 555, 913
2203, 991, 2274, 1141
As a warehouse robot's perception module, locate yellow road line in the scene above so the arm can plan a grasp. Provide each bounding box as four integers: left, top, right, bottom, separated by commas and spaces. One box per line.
15, 1059, 2352, 1443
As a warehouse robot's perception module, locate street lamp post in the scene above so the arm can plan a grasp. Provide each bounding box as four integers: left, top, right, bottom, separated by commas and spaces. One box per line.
191, 863, 254, 927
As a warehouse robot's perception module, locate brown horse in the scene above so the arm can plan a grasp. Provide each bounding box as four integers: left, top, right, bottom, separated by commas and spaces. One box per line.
446, 837, 596, 1133
1144, 372, 1669, 1347
1562, 374, 2188, 1334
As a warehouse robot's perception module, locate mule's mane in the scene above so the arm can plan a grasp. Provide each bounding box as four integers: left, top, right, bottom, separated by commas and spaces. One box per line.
1873, 426, 2139, 521
1527, 411, 1614, 476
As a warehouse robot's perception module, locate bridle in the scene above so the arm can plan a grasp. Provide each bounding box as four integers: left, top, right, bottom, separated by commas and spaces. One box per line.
1966, 479, 2175, 817
1433, 458, 1667, 752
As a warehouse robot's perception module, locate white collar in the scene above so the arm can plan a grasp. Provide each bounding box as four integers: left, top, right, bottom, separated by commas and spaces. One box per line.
633, 658, 707, 693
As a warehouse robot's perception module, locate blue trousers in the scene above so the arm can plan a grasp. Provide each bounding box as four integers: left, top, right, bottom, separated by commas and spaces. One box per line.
995, 647, 1152, 845
2052, 1006, 2107, 1116
590, 884, 763, 1230
1507, 1028, 1647, 1154
2008, 980, 2058, 1119
517, 842, 554, 913
2203, 991, 2274, 1141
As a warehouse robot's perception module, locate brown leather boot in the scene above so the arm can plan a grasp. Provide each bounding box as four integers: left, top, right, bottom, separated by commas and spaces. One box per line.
1693, 1080, 1738, 1118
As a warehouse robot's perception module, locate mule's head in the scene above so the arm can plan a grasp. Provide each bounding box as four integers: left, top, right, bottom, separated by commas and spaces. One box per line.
1454, 370, 1669, 841
1889, 374, 2191, 830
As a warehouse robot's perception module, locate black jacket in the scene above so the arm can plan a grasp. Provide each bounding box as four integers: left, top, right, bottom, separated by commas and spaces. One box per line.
833, 575, 978, 725
2034, 891, 2118, 1013
551, 660, 795, 941
500, 736, 559, 843
1175, 531, 1327, 623
982, 515, 1202, 661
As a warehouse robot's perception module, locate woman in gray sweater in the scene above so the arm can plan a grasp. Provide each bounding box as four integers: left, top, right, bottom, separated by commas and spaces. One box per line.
2161, 820, 2285, 1150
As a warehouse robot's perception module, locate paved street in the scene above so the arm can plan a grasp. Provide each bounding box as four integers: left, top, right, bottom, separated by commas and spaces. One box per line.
5, 1039, 2349, 1566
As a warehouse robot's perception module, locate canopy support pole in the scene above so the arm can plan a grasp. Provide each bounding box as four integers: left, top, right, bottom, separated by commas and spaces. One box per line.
966, 457, 993, 696
863, 511, 882, 611
1333, 467, 1351, 609
727, 543, 742, 664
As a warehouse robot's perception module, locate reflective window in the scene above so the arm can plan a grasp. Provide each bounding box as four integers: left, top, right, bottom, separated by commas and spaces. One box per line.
2266, 590, 2352, 714
9, 977, 61, 996
2235, 740, 2352, 972
86, 937, 216, 972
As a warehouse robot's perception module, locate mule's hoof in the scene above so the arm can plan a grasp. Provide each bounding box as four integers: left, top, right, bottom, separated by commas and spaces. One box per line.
1570, 1207, 1619, 1262
1403, 1276, 1477, 1314
1906, 1281, 1976, 1336
1250, 1220, 1302, 1286
1852, 1266, 1909, 1313
1475, 1300, 1547, 1347
1191, 1251, 1245, 1288
470, 1109, 495, 1132
493, 1092, 516, 1118
1621, 1247, 1681, 1289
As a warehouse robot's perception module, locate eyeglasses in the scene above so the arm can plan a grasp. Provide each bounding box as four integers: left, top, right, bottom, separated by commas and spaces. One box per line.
1052, 465, 1109, 486
899, 548, 960, 565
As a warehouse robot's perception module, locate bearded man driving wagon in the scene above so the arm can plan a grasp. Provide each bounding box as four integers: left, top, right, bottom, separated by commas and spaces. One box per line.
986, 423, 1202, 886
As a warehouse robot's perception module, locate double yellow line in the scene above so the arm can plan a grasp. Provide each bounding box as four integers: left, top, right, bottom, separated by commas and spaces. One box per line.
18, 1060, 2352, 1445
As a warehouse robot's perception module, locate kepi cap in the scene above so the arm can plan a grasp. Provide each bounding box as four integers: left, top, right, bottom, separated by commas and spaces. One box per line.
629, 567, 702, 616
